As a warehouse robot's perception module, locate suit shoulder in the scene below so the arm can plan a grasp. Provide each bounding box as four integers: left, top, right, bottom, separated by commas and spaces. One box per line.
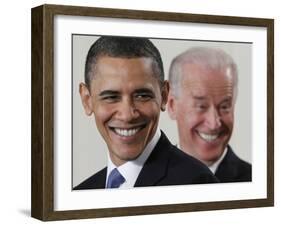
169, 145, 207, 169
235, 157, 252, 181
216, 147, 252, 182
167, 145, 218, 183
73, 167, 107, 190
227, 148, 252, 171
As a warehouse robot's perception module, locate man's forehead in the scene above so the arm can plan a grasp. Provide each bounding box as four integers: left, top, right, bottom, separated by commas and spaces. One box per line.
89, 73, 159, 95
182, 63, 234, 79
179, 77, 234, 101
92, 56, 153, 79
181, 69, 234, 89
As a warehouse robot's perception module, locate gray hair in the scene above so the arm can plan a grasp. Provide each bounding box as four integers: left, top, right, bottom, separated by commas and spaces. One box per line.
169, 47, 238, 98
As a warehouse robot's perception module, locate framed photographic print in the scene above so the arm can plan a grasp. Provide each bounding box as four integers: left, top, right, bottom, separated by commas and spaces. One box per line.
31, 4, 274, 221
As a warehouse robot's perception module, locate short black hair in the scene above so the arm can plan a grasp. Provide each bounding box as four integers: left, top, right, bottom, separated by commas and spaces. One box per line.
84, 36, 164, 87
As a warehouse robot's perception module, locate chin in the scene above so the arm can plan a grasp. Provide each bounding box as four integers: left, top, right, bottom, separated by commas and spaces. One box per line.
119, 148, 143, 160
199, 149, 223, 162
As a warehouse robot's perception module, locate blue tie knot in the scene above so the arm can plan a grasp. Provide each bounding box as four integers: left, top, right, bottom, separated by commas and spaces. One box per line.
106, 168, 125, 188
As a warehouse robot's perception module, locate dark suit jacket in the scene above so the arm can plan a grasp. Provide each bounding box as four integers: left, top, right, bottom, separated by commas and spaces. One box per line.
215, 145, 252, 183
74, 132, 218, 190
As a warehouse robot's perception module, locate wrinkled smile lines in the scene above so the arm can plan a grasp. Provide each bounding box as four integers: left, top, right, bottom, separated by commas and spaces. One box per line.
109, 124, 146, 137
197, 131, 221, 142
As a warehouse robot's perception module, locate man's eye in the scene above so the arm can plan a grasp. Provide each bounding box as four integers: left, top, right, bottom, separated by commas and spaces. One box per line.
220, 104, 231, 112
134, 93, 153, 101
101, 95, 120, 102
221, 105, 229, 109
196, 104, 207, 111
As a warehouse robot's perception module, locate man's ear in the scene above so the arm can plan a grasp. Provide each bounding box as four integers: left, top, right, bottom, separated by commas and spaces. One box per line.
160, 81, 169, 111
79, 83, 93, 116
167, 92, 177, 120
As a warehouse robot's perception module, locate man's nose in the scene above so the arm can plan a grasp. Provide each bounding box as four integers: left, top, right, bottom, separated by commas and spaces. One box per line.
116, 98, 140, 121
205, 107, 222, 130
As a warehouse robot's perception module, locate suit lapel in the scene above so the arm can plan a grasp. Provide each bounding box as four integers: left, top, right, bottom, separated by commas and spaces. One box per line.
215, 146, 239, 180
134, 132, 171, 187
93, 167, 107, 188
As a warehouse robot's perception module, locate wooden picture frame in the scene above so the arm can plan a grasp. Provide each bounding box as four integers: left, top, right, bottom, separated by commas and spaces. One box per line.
31, 4, 274, 221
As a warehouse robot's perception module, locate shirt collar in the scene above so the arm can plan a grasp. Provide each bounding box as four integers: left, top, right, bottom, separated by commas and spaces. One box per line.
208, 147, 228, 174
106, 128, 161, 188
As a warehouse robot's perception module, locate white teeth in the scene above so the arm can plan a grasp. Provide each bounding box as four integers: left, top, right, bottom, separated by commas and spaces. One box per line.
198, 132, 219, 142
114, 128, 140, 137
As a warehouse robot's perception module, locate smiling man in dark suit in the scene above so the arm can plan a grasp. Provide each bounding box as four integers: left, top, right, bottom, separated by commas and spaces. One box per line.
167, 47, 252, 183
74, 36, 217, 189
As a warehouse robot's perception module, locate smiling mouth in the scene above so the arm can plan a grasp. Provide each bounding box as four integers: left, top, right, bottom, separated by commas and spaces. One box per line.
197, 132, 221, 142
110, 124, 146, 137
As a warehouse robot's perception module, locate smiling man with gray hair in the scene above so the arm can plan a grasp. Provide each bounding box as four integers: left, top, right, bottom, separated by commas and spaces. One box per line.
167, 47, 251, 183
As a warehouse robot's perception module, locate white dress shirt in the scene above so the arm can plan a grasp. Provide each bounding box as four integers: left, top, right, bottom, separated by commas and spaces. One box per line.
208, 147, 228, 174
106, 128, 161, 189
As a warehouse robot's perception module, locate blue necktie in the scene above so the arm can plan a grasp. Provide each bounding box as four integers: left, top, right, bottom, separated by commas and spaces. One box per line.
106, 168, 125, 188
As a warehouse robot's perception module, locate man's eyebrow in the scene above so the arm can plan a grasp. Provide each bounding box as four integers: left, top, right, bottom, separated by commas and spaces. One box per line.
220, 96, 233, 103
99, 90, 120, 96
192, 95, 207, 101
134, 88, 155, 94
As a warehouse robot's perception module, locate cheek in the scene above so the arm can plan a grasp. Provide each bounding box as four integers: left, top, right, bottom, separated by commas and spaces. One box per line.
222, 114, 234, 130
136, 102, 160, 118
177, 109, 203, 131
93, 104, 114, 126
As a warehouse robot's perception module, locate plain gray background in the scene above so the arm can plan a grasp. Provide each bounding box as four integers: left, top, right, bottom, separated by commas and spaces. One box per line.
72, 35, 252, 187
